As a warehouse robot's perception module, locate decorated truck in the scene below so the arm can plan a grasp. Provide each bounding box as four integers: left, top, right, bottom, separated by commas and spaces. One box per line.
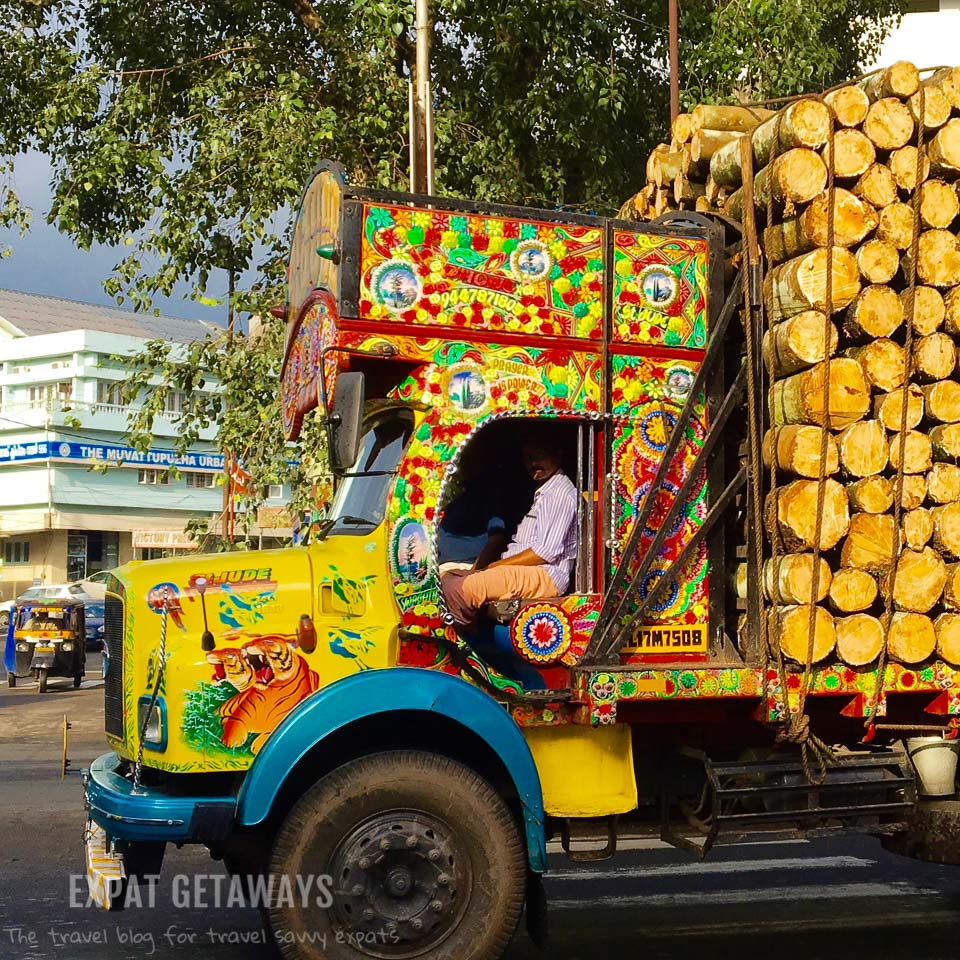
84, 65, 960, 960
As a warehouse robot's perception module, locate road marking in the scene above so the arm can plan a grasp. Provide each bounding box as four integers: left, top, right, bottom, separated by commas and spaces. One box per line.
550, 880, 941, 910
549, 855, 875, 882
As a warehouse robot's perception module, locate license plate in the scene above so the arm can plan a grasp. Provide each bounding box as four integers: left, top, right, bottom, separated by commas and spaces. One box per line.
83, 821, 125, 910
34, 645, 55, 654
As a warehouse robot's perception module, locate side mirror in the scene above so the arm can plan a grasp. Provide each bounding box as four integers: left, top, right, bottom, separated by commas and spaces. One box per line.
330, 372, 364, 472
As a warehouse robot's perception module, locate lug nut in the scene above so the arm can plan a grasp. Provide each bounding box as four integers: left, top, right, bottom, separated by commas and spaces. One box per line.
358, 857, 371, 870
411, 919, 423, 931
352, 884, 364, 896
406, 835, 418, 849
430, 900, 443, 912
437, 874, 450, 886
427, 849, 441, 862
380, 838, 391, 850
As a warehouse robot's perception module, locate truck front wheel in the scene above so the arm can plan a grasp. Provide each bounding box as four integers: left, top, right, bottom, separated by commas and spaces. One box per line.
268, 750, 526, 960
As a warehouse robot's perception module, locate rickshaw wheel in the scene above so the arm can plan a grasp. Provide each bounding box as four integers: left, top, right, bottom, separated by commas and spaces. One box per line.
7, 675, 15, 688
73, 673, 82, 688
37, 669, 48, 693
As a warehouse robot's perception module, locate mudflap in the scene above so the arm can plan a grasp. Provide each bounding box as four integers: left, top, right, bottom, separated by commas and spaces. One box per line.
84, 821, 126, 910
30, 649, 56, 671
883, 800, 960, 864
525, 871, 548, 949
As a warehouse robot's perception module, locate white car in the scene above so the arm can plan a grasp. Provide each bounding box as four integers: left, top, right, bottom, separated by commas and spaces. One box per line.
0, 583, 93, 629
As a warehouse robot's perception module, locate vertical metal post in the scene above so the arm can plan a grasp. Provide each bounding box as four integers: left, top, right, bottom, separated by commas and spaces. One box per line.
410, 0, 433, 195
669, 0, 679, 124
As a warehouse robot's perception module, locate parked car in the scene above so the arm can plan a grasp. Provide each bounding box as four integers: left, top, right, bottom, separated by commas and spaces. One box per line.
0, 583, 92, 630
84, 599, 105, 650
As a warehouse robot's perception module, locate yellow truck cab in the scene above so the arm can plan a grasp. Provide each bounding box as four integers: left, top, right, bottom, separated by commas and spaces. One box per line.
83, 160, 960, 959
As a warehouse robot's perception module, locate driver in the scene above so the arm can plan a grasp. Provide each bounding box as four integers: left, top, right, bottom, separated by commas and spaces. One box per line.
442, 432, 577, 631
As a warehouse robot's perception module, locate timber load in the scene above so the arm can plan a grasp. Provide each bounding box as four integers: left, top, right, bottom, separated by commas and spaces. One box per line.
623, 62, 960, 670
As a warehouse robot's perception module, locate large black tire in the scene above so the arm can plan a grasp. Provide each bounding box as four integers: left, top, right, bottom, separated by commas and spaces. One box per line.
37, 669, 47, 694
269, 751, 526, 960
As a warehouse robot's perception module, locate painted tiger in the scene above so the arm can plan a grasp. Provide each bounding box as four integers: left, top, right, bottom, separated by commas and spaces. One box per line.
205, 647, 255, 692
215, 636, 320, 753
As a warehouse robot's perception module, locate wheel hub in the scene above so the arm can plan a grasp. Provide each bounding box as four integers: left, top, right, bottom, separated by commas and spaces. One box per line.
330, 810, 469, 956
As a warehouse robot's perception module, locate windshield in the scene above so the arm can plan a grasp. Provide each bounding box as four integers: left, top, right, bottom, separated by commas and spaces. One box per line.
328, 409, 416, 536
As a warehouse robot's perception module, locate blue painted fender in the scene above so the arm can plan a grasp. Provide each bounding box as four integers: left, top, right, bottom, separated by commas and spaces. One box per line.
236, 668, 547, 871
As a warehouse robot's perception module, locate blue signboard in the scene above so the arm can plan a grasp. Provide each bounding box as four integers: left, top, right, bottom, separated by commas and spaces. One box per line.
0, 439, 223, 471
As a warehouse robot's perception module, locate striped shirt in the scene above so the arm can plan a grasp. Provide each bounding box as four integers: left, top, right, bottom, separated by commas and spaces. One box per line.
502, 469, 578, 594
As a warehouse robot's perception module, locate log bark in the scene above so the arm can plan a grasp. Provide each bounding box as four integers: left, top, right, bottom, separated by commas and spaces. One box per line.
935, 613, 960, 666
887, 612, 936, 664
856, 239, 899, 285
837, 419, 889, 477
652, 149, 685, 186
889, 145, 931, 193
919, 179, 960, 230
904, 230, 960, 288
860, 61, 921, 101
690, 128, 742, 166
921, 380, 960, 423
843, 284, 903, 339
931, 423, 960, 459
775, 604, 837, 665
646, 144, 669, 184
909, 85, 952, 131
913, 333, 957, 382
674, 173, 706, 204
882, 546, 947, 613
753, 148, 829, 209
762, 424, 839, 478
828, 568, 878, 613
927, 462, 960, 504
902, 507, 934, 550
846, 475, 894, 514
889, 430, 933, 474
771, 478, 850, 551
764, 247, 861, 323
847, 338, 904, 392
836, 613, 885, 666
930, 67, 960, 110
821, 129, 876, 180
874, 385, 924, 432
928, 118, 960, 176
944, 562, 960, 609
945, 288, 960, 336
691, 103, 775, 134
840, 513, 897, 573
770, 358, 870, 429
876, 202, 916, 250
763, 189, 878, 264
824, 85, 871, 128
763, 312, 838, 376
863, 97, 915, 151
902, 286, 946, 336
854, 163, 898, 210
899, 474, 928, 511
763, 554, 832, 605
932, 502, 960, 557
751, 99, 832, 168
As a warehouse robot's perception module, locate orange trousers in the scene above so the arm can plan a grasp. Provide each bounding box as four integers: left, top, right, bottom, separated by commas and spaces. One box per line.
460, 565, 559, 606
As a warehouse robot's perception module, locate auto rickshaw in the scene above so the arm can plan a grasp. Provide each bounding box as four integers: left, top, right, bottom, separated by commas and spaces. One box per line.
7, 599, 85, 692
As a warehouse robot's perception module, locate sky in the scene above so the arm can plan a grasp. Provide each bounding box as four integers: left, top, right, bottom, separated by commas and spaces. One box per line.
1, 7, 957, 323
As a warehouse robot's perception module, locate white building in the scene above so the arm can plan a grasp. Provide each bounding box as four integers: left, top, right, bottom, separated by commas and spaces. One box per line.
0, 289, 287, 600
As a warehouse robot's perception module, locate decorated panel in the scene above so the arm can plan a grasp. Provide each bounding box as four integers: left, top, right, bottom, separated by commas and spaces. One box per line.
280, 291, 339, 440
609, 354, 709, 658
613, 230, 709, 349
359, 204, 605, 341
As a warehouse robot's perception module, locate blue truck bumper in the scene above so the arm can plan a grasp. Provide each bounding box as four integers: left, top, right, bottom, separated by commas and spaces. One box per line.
83, 752, 236, 845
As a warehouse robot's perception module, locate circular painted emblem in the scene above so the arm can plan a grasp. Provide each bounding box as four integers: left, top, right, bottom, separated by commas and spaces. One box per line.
638, 568, 681, 614
590, 671, 617, 701
444, 364, 488, 415
638, 265, 680, 310
514, 604, 571, 664
59, 442, 70, 457
664, 366, 695, 401
372, 260, 421, 311
391, 519, 430, 585
510, 240, 553, 283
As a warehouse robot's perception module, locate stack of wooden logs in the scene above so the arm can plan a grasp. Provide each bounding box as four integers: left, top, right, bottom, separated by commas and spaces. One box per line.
626, 62, 960, 669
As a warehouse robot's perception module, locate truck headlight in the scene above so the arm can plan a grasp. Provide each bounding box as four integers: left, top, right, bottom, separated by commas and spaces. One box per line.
137, 696, 167, 750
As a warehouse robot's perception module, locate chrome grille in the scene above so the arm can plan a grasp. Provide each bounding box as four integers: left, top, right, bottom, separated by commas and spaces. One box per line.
103, 595, 124, 738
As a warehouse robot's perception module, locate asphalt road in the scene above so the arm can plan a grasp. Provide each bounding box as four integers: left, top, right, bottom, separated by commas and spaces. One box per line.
3, 646, 960, 960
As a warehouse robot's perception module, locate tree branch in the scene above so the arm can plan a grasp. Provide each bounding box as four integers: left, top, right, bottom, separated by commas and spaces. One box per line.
281, 0, 324, 37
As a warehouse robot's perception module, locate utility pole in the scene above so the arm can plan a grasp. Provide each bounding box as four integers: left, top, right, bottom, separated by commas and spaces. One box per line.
669, 0, 679, 123
409, 0, 434, 195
